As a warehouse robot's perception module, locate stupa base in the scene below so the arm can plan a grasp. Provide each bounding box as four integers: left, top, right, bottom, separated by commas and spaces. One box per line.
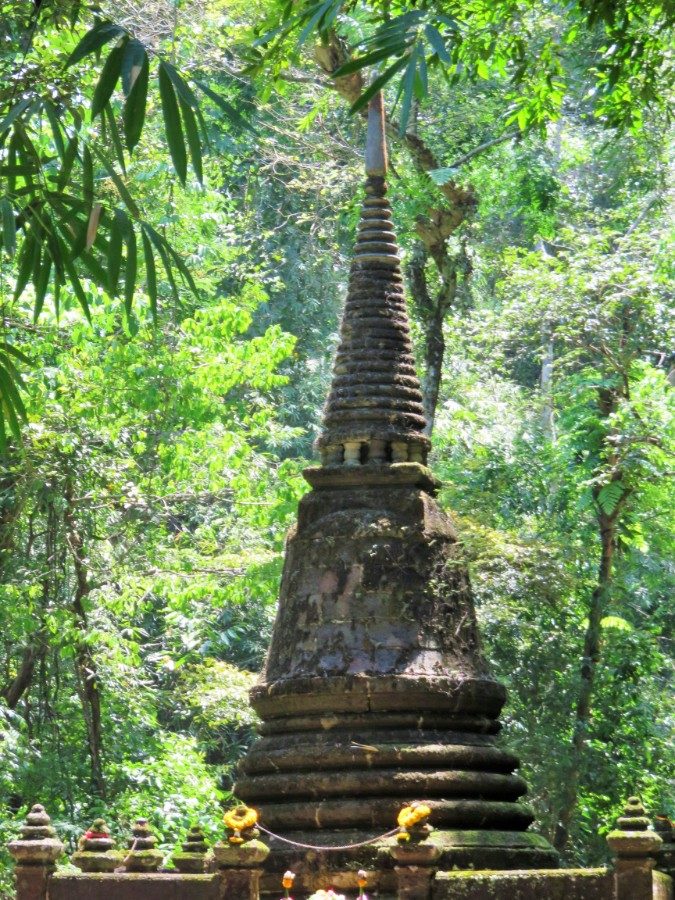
257, 829, 558, 896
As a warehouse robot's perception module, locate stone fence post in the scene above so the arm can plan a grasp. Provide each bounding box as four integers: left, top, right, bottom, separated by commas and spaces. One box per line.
607, 796, 662, 900
7, 805, 64, 900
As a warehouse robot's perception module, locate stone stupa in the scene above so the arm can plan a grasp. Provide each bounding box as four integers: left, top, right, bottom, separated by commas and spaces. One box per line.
235, 90, 558, 895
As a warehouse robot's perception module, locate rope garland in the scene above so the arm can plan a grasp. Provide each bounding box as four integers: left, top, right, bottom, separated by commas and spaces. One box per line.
256, 823, 399, 852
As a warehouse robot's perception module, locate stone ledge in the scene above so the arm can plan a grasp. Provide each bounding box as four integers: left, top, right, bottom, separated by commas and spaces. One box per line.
433, 868, 612, 900
49, 873, 219, 900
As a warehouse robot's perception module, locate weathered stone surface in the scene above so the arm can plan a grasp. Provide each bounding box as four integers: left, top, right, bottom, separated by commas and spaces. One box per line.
433, 868, 613, 899
172, 825, 210, 874
235, 91, 557, 881
7, 804, 64, 867
653, 870, 674, 900
49, 873, 219, 900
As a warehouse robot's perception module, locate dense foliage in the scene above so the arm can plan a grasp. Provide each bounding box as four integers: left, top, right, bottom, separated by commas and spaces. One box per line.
0, 0, 673, 894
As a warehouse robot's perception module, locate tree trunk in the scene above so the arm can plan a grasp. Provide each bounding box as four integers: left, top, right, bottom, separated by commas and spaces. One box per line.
405, 242, 452, 432
64, 478, 106, 800
540, 333, 556, 440
2, 634, 47, 709
553, 510, 615, 851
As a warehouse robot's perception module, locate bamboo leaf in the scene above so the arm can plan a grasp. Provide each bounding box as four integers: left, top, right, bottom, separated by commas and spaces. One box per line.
162, 61, 199, 108
13, 231, 35, 301
179, 97, 203, 184
57, 135, 79, 189
195, 81, 250, 130
108, 208, 125, 296
1, 198, 17, 258
86, 203, 103, 250
91, 41, 126, 119
43, 101, 66, 159
159, 63, 187, 185
62, 255, 92, 322
141, 228, 157, 323
94, 148, 140, 218
0, 97, 32, 136
122, 213, 137, 315
424, 24, 452, 63
82, 145, 94, 207
104, 103, 127, 175
123, 49, 149, 152
33, 253, 52, 322
121, 38, 146, 95
142, 222, 179, 304
398, 47, 418, 134
350, 55, 409, 114
334, 45, 400, 77
0, 362, 24, 441
66, 22, 125, 67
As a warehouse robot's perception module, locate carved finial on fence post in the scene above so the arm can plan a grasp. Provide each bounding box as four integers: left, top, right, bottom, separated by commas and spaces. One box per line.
172, 823, 210, 873
122, 817, 164, 872
7, 804, 64, 900
71, 817, 123, 872
607, 796, 662, 900
213, 804, 268, 900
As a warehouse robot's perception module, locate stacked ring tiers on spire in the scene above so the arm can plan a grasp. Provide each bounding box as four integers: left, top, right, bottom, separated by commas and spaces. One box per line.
317, 93, 429, 467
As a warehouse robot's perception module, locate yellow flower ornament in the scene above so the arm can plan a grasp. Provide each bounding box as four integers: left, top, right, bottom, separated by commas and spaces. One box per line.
223, 804, 258, 844
396, 802, 432, 842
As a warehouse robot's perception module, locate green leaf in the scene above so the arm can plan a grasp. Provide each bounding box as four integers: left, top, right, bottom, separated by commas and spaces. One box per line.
350, 55, 409, 114
159, 63, 187, 184
104, 103, 127, 175
0, 97, 32, 136
142, 222, 179, 304
428, 166, 456, 186
66, 22, 125, 67
123, 49, 149, 152
298, 0, 334, 45
82, 145, 94, 206
94, 149, 140, 218
424, 24, 451, 63
57, 135, 79, 189
196, 82, 250, 131
13, 231, 35, 301
123, 214, 137, 315
334, 45, 400, 77
91, 41, 126, 119
1, 198, 17, 258
398, 48, 419, 133
141, 229, 157, 322
121, 38, 146, 96
0, 362, 25, 441
596, 481, 625, 515
43, 101, 66, 158
33, 253, 52, 322
108, 208, 125, 296
62, 255, 92, 322
179, 97, 203, 184
161, 62, 199, 108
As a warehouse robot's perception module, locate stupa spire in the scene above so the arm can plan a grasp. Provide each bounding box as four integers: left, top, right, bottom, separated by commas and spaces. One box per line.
317, 91, 429, 469
235, 91, 558, 893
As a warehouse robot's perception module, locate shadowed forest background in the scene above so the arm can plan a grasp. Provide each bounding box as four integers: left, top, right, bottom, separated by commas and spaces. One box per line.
0, 0, 673, 894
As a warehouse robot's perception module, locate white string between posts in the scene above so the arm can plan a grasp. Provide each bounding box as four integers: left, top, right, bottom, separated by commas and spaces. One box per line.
256, 823, 399, 852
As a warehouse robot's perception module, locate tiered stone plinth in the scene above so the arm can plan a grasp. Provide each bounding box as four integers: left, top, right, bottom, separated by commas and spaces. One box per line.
172, 825, 209, 873
237, 469, 557, 893
8, 805, 64, 900
124, 818, 164, 872
72, 818, 123, 873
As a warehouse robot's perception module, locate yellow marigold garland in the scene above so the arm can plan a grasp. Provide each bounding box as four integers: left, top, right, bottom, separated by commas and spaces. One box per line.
396, 802, 432, 842
223, 804, 258, 844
